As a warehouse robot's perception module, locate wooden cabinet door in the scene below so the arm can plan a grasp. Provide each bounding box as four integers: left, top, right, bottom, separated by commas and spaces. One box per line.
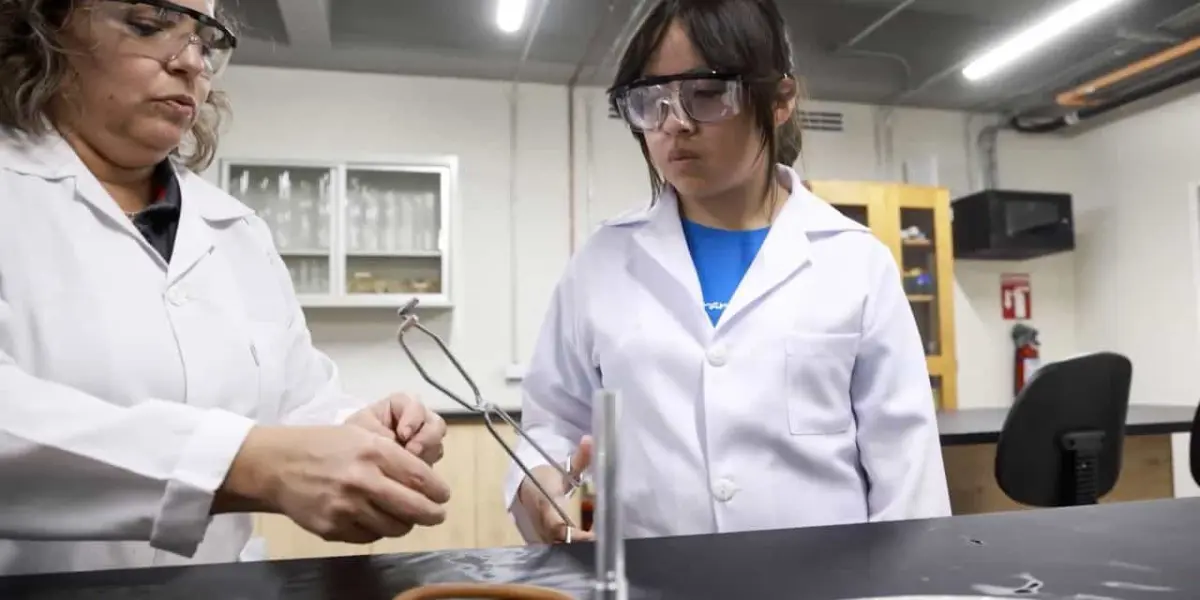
372, 424, 481, 555
472, 423, 529, 549
892, 185, 957, 410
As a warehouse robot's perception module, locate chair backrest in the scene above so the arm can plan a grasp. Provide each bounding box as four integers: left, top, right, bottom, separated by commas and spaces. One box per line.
995, 351, 1133, 507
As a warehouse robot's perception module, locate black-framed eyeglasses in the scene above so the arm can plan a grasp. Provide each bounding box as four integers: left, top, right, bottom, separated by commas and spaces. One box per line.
95, 0, 238, 77
394, 299, 585, 537
608, 70, 746, 132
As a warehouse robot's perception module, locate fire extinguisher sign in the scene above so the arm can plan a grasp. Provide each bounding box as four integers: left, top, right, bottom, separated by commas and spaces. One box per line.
1001, 273, 1031, 320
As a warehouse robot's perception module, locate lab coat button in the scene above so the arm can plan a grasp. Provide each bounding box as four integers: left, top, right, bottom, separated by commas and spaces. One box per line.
712, 478, 738, 502
165, 286, 188, 306
706, 344, 728, 367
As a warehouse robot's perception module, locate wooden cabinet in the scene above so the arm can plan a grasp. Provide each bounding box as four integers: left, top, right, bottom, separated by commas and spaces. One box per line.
252, 423, 530, 559
807, 181, 958, 410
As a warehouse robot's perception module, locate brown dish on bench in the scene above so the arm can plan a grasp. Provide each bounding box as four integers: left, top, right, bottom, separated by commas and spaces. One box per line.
392, 582, 574, 600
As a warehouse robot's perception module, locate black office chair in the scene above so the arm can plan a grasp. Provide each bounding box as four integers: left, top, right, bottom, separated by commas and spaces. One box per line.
995, 351, 1133, 507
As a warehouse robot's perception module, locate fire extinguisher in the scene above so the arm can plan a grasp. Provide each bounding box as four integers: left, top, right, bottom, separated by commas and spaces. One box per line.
1012, 323, 1041, 397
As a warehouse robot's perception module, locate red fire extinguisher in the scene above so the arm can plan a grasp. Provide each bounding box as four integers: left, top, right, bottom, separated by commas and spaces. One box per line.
1013, 323, 1041, 397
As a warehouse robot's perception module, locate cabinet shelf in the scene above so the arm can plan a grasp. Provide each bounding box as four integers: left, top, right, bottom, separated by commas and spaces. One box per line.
346, 250, 442, 259
280, 249, 331, 257
220, 157, 457, 310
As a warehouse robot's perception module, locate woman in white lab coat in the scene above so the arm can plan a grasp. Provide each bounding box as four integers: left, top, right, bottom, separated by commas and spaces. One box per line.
0, 0, 451, 576
505, 0, 951, 543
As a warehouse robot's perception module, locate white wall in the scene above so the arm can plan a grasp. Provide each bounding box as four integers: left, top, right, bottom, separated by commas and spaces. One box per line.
206, 64, 1089, 416
206, 67, 572, 414
1070, 94, 1200, 497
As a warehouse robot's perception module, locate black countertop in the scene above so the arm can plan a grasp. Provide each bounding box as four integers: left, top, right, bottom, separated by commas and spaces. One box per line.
937, 403, 1196, 445
445, 404, 1198, 446
4, 498, 1200, 599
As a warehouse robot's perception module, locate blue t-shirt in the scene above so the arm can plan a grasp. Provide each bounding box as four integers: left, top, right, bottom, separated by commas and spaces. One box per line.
680, 219, 770, 326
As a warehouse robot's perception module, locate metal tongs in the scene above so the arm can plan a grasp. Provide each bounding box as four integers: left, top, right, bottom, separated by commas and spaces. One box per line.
395, 298, 584, 536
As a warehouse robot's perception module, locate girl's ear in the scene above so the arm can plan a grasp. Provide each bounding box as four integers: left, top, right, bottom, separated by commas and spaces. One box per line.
774, 76, 798, 128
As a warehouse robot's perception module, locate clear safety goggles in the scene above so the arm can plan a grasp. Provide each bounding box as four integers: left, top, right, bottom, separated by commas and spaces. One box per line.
608, 71, 746, 132
92, 0, 238, 78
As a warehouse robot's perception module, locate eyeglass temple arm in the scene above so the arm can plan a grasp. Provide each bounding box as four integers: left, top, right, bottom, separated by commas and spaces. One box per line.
395, 301, 584, 532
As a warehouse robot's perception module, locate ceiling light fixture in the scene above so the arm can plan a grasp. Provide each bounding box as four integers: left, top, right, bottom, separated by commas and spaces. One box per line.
962, 0, 1127, 82
496, 0, 529, 33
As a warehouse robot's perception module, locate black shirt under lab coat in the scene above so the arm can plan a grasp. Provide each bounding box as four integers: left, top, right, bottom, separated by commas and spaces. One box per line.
129, 161, 182, 262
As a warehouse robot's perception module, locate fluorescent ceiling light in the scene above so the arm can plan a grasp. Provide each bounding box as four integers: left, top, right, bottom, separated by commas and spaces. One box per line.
962, 0, 1127, 82
496, 0, 529, 33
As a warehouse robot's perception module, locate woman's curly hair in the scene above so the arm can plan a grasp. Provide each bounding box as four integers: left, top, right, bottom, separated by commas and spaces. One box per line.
0, 0, 233, 172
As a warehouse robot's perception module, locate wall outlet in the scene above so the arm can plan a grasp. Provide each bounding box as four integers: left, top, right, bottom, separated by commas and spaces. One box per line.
505, 363, 527, 382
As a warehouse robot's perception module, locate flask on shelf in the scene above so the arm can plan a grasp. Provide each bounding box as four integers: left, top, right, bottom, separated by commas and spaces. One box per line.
400, 193, 416, 251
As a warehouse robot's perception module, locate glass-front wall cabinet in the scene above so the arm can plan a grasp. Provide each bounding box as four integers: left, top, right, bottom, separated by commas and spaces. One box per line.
900, 206, 939, 356
221, 159, 454, 309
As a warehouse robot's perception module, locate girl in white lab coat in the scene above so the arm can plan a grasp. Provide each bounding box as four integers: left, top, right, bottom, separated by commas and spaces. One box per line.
506, 0, 951, 543
0, 0, 450, 575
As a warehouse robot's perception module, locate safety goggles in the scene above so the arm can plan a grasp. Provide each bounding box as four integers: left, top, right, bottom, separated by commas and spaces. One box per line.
608, 71, 746, 132
92, 0, 238, 78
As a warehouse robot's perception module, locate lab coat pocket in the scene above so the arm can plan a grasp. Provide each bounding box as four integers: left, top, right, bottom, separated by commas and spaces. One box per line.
784, 332, 859, 435
248, 322, 289, 423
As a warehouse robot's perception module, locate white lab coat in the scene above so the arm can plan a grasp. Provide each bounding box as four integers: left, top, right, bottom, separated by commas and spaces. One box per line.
504, 165, 950, 541
0, 127, 365, 575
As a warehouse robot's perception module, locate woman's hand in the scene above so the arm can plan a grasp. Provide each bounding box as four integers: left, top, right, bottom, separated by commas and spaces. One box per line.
217, 424, 452, 544
344, 393, 447, 465
517, 435, 594, 544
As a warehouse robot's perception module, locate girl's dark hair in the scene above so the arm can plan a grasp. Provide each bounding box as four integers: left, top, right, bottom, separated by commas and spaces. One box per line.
0, 0, 234, 172
611, 0, 803, 201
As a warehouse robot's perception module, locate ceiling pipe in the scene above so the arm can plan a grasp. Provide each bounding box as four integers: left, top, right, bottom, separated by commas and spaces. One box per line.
837, 0, 916, 50
1011, 60, 1200, 133
1115, 26, 1182, 45
1056, 34, 1200, 106
964, 40, 1137, 114
832, 0, 916, 91
837, 48, 914, 91
972, 3, 1200, 115
833, 0, 916, 179
506, 0, 549, 365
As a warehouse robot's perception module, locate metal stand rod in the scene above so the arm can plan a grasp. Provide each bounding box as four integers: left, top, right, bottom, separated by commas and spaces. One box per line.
592, 389, 626, 600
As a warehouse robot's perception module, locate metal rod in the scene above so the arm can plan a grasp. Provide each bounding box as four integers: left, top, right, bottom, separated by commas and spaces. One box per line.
592, 389, 625, 600
838, 0, 916, 50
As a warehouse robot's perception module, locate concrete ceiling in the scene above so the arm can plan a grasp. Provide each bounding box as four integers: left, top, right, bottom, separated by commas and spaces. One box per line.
220, 0, 1200, 115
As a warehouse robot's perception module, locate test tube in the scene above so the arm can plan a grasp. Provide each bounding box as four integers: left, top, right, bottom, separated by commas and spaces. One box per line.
592, 389, 626, 600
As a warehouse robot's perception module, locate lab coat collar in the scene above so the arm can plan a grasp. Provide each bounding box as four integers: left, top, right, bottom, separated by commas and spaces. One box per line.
627, 164, 868, 333
1, 125, 253, 283
0, 125, 253, 223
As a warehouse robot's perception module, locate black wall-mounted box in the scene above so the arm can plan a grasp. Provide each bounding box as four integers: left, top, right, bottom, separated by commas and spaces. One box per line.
951, 189, 1075, 260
